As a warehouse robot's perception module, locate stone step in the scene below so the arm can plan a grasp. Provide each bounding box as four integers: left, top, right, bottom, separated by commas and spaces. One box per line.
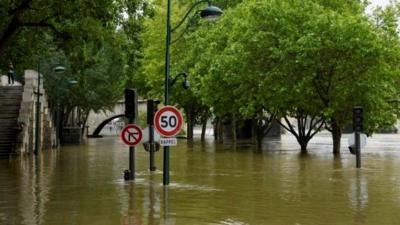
0, 98, 22, 102
0, 143, 14, 147
0, 93, 22, 97
0, 104, 20, 108
0, 121, 18, 125
0, 106, 20, 110
0, 138, 16, 142
0, 135, 15, 140
0, 123, 18, 127
0, 97, 22, 102
0, 153, 10, 159
0, 109, 20, 113
0, 93, 22, 99
0, 117, 18, 121
0, 129, 19, 132
0, 86, 23, 90
0, 126, 17, 130
0, 150, 12, 157
0, 115, 20, 120
0, 108, 20, 113
0, 145, 13, 150
0, 88, 23, 92
0, 88, 22, 95
0, 130, 17, 134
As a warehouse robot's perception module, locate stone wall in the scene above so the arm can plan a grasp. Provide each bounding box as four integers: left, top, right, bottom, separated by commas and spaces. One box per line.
15, 70, 55, 154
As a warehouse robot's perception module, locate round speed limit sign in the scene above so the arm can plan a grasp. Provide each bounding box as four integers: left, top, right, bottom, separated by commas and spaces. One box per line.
154, 106, 184, 137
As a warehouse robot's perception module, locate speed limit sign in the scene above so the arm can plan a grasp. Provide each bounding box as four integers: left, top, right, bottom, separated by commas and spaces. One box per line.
154, 106, 184, 137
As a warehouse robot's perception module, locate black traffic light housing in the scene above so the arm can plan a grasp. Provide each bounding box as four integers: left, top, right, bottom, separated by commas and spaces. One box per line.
125, 89, 137, 119
353, 106, 363, 132
147, 99, 160, 125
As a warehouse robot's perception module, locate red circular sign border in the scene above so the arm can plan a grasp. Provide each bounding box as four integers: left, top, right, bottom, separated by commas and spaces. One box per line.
154, 106, 183, 137
120, 124, 143, 146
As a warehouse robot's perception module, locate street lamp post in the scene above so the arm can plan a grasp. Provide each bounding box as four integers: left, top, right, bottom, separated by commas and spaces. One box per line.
34, 63, 67, 154
34, 61, 41, 155
164, 0, 222, 185
170, 72, 190, 90
53, 66, 66, 148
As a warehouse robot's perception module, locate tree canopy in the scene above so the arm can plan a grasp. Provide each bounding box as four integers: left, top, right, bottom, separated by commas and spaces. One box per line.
140, 0, 400, 152
1, 0, 149, 129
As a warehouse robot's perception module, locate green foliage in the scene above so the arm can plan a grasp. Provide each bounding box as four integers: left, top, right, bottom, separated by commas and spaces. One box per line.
1, 0, 148, 128
141, 0, 399, 151
140, 0, 400, 150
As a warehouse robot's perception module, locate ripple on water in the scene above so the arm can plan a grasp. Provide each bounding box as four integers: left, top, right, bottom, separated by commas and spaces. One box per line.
168, 182, 223, 192
212, 218, 249, 225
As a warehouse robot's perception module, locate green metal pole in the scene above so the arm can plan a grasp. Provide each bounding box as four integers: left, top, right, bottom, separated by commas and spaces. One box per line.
355, 131, 361, 168
163, 0, 172, 186
129, 117, 135, 180
34, 61, 41, 155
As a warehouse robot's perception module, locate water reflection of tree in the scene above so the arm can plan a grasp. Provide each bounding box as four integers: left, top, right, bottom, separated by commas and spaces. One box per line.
0, 152, 57, 225
348, 170, 368, 225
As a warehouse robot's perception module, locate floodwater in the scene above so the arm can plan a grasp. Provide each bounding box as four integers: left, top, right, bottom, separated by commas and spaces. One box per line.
1, 133, 400, 225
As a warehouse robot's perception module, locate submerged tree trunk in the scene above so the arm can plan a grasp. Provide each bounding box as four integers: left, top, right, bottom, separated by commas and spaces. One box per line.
331, 119, 342, 155
213, 117, 219, 141
278, 114, 324, 153
185, 108, 195, 140
252, 118, 257, 145
218, 118, 224, 143
201, 118, 207, 141
232, 114, 237, 143
298, 138, 309, 154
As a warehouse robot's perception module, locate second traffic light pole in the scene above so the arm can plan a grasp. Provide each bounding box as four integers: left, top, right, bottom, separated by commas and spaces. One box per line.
147, 100, 159, 172
125, 88, 138, 180
353, 106, 363, 169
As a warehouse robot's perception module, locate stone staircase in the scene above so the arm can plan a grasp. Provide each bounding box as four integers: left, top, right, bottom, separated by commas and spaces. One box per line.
0, 86, 23, 158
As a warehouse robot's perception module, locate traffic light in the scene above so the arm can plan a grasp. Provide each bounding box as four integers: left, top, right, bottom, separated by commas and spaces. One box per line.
125, 89, 137, 119
353, 106, 363, 132
147, 99, 160, 125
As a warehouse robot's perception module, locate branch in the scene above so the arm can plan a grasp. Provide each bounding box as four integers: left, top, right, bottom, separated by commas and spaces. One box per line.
20, 20, 60, 34
279, 116, 299, 139
306, 115, 316, 137
309, 119, 325, 139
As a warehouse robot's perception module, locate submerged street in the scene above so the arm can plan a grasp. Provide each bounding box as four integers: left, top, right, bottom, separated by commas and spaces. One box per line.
1, 134, 400, 225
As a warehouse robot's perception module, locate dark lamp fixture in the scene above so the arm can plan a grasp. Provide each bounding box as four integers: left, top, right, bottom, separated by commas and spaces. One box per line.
53, 66, 66, 74
200, 5, 223, 21
68, 80, 78, 85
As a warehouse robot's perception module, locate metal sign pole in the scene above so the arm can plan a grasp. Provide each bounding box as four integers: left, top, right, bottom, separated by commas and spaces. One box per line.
355, 131, 361, 168
124, 89, 138, 180
147, 100, 157, 171
129, 117, 135, 180
353, 106, 363, 169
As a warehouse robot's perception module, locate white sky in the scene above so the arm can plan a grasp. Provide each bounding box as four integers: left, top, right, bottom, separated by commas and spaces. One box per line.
370, 0, 391, 7
367, 0, 392, 14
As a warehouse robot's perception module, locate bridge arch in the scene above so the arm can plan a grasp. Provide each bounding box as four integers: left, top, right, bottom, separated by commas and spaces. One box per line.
89, 114, 125, 138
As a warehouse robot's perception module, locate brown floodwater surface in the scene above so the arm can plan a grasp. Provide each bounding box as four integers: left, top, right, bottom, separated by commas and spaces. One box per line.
1, 134, 400, 225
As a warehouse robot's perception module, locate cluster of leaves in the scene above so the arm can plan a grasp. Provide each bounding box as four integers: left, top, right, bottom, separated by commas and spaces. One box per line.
0, 0, 150, 128
140, 0, 400, 152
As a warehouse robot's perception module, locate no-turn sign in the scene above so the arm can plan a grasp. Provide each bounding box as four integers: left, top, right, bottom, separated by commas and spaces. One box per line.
120, 124, 143, 146
154, 106, 184, 137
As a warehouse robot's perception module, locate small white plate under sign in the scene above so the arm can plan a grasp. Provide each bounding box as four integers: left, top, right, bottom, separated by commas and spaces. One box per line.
160, 138, 177, 146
